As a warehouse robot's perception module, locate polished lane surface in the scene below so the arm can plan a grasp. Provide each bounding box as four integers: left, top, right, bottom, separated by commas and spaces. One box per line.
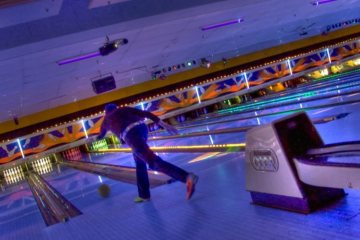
1, 73, 360, 239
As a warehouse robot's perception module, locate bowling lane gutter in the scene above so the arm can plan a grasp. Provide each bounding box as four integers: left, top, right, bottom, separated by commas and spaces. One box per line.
58, 159, 172, 187
145, 113, 347, 142
26, 172, 82, 226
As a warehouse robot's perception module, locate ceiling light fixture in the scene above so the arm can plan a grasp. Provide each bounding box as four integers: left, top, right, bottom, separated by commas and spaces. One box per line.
57, 51, 101, 65
57, 38, 128, 65
311, 0, 336, 6
200, 58, 211, 68
201, 18, 244, 31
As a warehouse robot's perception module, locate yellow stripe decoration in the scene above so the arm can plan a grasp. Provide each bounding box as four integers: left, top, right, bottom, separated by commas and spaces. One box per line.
91, 143, 246, 153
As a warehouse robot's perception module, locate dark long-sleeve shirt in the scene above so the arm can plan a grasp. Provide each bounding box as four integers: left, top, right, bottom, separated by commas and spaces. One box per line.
97, 107, 160, 139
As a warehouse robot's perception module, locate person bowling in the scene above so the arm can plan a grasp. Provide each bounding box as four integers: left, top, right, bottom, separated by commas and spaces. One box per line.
96, 103, 199, 203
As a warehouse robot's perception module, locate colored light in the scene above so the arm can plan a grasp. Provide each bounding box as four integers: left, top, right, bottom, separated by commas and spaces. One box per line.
206, 126, 214, 145
354, 58, 360, 65
81, 120, 88, 139
287, 59, 293, 75
208, 135, 214, 144
312, 0, 336, 6
94, 143, 246, 153
57, 51, 101, 65
195, 87, 201, 103
140, 102, 145, 111
243, 73, 249, 89
17, 139, 25, 159
189, 152, 221, 163
326, 48, 332, 63
201, 18, 244, 31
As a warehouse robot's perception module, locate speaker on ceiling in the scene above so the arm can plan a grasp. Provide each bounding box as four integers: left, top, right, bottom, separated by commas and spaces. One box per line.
92, 75, 116, 94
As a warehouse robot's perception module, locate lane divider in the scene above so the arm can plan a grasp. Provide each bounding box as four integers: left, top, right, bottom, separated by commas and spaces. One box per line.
92, 143, 246, 153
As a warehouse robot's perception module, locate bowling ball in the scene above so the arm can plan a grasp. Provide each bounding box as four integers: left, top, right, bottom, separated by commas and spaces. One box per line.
98, 184, 111, 198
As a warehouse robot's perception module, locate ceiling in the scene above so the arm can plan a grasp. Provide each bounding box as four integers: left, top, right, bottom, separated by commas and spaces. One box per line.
0, 0, 359, 123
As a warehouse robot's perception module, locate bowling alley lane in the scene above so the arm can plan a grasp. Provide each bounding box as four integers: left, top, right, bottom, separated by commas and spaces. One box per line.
0, 181, 45, 236
0, 69, 360, 239
147, 86, 360, 142
165, 70, 360, 133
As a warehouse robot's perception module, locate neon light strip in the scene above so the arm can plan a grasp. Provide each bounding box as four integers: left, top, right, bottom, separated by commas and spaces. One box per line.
254, 111, 261, 125
312, 0, 336, 5
287, 59, 293, 75
201, 18, 244, 31
17, 139, 25, 158
206, 126, 214, 144
243, 73, 249, 89
195, 87, 202, 103
57, 51, 101, 65
218, 69, 360, 114
94, 143, 246, 153
326, 48, 332, 63
81, 120, 88, 139
208, 135, 214, 145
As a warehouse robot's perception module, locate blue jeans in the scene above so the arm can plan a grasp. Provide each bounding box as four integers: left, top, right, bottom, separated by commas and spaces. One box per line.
124, 124, 188, 198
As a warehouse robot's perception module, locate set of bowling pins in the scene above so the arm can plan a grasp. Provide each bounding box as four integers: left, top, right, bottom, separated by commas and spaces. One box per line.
3, 166, 25, 184
61, 147, 82, 160
32, 157, 53, 175
89, 139, 108, 151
